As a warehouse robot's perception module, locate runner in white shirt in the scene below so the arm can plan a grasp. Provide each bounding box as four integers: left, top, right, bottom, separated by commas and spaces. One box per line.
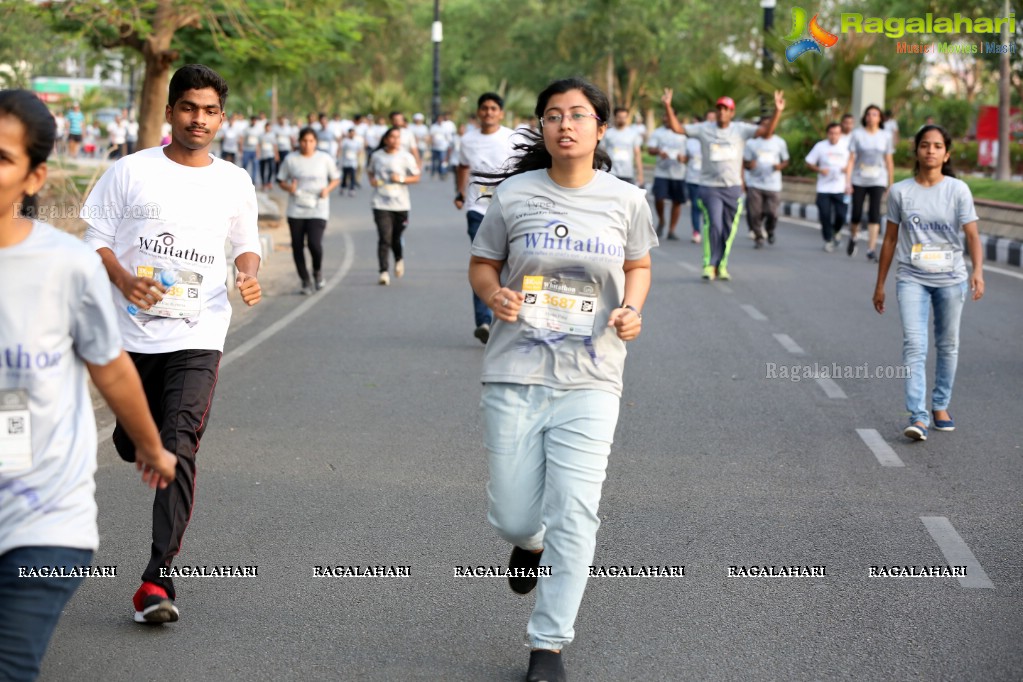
600, 107, 644, 187
410, 112, 430, 168
367, 127, 421, 285
0, 88, 175, 680
647, 115, 688, 240
804, 122, 851, 251
340, 127, 362, 195
108, 114, 127, 159
455, 92, 519, 344
81, 64, 262, 627
429, 114, 453, 179
388, 111, 422, 167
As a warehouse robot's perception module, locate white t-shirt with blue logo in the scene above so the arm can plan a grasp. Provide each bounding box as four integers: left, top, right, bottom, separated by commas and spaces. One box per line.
471, 170, 657, 397
82, 146, 261, 354
0, 222, 122, 555
887, 176, 978, 286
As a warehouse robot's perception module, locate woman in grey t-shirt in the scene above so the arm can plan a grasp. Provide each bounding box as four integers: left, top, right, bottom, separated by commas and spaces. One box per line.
872, 125, 985, 442
469, 78, 656, 682
845, 104, 894, 261
0, 89, 175, 679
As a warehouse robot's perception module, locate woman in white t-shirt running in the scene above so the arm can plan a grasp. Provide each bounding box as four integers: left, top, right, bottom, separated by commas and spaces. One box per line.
468, 78, 655, 682
873, 124, 984, 442
367, 126, 420, 285
0, 88, 175, 681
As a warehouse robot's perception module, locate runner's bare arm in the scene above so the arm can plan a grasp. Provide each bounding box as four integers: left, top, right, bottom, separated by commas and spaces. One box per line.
234, 252, 262, 306
95, 246, 165, 309
469, 255, 523, 323
608, 255, 651, 341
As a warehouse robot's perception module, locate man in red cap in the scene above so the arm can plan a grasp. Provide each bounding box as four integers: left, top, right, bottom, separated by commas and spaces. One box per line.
661, 89, 785, 280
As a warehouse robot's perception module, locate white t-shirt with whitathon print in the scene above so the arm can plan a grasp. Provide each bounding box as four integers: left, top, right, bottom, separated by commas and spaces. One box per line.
887, 176, 978, 287
471, 170, 658, 398
82, 146, 261, 354
0, 222, 122, 555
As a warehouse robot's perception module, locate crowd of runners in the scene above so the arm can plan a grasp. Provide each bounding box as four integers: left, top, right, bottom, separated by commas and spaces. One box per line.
1, 61, 986, 682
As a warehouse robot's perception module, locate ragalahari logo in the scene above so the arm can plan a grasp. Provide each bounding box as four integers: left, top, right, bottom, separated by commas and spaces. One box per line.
784, 7, 839, 62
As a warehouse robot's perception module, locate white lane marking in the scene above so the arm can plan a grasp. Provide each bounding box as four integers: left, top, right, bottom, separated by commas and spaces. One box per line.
677, 260, 700, 273
985, 264, 1023, 281
97, 229, 355, 449
220, 230, 354, 370
715, 283, 734, 294
855, 428, 904, 467
773, 333, 805, 355
740, 304, 767, 321
815, 377, 847, 399
920, 516, 995, 589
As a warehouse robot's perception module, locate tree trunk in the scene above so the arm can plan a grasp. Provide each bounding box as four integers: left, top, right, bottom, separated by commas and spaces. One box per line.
137, 51, 173, 150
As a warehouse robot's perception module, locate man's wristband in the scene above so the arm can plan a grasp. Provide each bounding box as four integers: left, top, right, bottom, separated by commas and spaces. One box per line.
455, 192, 464, 202
623, 304, 641, 318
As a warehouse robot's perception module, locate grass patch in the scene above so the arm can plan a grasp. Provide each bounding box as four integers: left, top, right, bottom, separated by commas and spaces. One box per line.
891, 170, 1022, 205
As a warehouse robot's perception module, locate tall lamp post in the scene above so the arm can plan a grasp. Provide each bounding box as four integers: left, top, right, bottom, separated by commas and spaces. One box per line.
431, 0, 442, 124
760, 0, 776, 116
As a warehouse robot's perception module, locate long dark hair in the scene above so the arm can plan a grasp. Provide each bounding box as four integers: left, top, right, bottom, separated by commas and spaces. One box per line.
913, 124, 957, 178
476, 78, 611, 186
860, 104, 883, 129
0, 89, 56, 218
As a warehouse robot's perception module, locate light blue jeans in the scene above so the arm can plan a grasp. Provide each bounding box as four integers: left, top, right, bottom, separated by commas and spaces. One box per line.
481, 383, 620, 650
896, 279, 968, 427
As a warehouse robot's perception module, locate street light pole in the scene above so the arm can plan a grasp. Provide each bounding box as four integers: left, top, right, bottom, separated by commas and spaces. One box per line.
760, 0, 776, 117
432, 0, 442, 124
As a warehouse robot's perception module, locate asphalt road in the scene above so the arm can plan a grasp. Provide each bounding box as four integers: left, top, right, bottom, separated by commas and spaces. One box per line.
41, 175, 1023, 682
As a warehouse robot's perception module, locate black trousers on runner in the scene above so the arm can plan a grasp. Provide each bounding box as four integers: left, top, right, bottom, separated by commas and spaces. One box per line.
373, 209, 407, 273
288, 217, 327, 285
112, 349, 221, 600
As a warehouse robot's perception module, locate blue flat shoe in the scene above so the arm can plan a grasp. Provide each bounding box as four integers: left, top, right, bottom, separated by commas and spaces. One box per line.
932, 412, 955, 432
904, 423, 928, 441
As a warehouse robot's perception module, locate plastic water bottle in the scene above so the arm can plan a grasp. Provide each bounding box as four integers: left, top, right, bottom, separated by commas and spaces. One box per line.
127, 270, 177, 316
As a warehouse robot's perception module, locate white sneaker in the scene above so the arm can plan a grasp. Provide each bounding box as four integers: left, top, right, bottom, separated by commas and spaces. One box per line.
378, 271, 390, 286
824, 242, 835, 252
394, 259, 405, 278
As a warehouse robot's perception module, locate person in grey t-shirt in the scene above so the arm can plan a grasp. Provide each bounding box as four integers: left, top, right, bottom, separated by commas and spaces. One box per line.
845, 104, 895, 261
873, 125, 984, 443
469, 77, 655, 682
662, 88, 786, 281
277, 127, 341, 294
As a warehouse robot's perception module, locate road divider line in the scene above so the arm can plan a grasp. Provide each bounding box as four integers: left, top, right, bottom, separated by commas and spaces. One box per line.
740, 304, 767, 321
97, 229, 355, 449
715, 283, 734, 294
920, 516, 995, 588
815, 377, 847, 399
773, 333, 805, 355
676, 260, 700, 273
855, 428, 904, 467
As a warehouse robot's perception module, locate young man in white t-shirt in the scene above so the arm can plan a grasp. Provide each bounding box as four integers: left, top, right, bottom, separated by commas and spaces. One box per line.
805, 122, 851, 251
454, 92, 518, 344
82, 64, 263, 626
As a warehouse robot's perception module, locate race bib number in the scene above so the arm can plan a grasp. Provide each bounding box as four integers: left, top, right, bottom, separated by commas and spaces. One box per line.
0, 389, 32, 474
757, 151, 778, 171
520, 275, 600, 337
860, 164, 882, 179
477, 184, 496, 205
136, 266, 203, 318
910, 243, 955, 273
690, 156, 702, 172
709, 142, 736, 162
612, 148, 632, 165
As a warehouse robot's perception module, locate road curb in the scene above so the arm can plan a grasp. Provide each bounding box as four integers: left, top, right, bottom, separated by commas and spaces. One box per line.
779, 200, 1022, 269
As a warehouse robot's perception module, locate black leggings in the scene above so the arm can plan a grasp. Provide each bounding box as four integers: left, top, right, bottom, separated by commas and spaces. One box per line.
373, 209, 408, 272
260, 158, 277, 186
341, 166, 357, 190
851, 185, 885, 225
288, 217, 326, 284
